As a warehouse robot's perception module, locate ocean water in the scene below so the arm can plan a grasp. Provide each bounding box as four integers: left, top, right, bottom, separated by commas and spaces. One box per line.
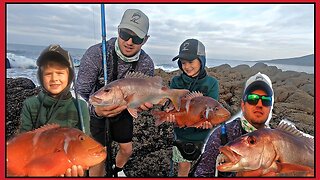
6, 43, 314, 86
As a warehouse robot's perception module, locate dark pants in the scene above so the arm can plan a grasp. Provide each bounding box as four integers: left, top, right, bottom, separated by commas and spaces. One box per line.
90, 110, 133, 145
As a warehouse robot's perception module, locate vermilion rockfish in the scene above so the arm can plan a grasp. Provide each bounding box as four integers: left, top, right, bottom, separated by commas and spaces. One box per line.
7, 124, 106, 176
217, 120, 314, 177
151, 92, 231, 128
89, 72, 190, 118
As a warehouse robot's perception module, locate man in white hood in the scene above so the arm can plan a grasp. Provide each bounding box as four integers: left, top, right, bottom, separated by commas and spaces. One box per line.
193, 72, 274, 177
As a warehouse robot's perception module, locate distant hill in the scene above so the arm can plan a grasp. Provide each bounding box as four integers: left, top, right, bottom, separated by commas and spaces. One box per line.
259, 54, 314, 66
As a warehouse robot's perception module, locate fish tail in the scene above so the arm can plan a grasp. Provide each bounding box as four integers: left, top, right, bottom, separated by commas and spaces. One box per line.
167, 89, 189, 111
151, 110, 167, 126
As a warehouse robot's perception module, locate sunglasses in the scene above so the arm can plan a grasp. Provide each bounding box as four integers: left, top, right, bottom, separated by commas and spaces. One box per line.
244, 94, 272, 106
119, 29, 144, 45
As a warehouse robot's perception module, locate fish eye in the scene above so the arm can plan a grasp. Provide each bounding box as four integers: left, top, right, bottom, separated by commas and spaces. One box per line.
247, 136, 256, 145
215, 106, 219, 111
78, 135, 85, 141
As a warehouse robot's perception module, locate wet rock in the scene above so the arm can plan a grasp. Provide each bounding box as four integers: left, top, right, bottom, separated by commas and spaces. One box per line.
6, 78, 40, 140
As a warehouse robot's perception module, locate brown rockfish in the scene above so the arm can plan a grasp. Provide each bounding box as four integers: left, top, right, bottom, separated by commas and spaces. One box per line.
151, 92, 231, 128
7, 124, 106, 176
89, 72, 190, 118
217, 120, 314, 177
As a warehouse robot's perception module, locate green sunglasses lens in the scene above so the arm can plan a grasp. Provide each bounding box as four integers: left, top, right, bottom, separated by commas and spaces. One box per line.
247, 94, 259, 101
261, 96, 272, 106
247, 94, 259, 105
246, 94, 272, 106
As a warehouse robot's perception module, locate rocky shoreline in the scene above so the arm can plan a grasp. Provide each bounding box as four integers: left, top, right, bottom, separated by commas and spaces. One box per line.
6, 62, 314, 177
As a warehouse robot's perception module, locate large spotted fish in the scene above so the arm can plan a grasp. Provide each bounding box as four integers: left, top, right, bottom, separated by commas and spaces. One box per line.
6, 124, 106, 177
151, 92, 231, 128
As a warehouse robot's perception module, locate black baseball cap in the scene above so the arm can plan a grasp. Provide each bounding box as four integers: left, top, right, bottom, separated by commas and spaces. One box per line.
172, 39, 205, 61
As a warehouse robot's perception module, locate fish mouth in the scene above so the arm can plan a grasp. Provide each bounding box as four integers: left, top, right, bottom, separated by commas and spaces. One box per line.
89, 96, 103, 106
217, 146, 241, 172
88, 145, 107, 157
210, 112, 231, 125
89, 98, 113, 107
217, 112, 231, 120
90, 102, 113, 107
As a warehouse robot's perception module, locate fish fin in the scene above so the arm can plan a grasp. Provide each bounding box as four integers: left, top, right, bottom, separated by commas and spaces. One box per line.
125, 94, 135, 103
192, 121, 205, 128
277, 162, 314, 172
127, 108, 138, 118
32, 124, 61, 134
177, 122, 186, 128
277, 119, 314, 149
277, 119, 313, 139
236, 168, 265, 176
167, 89, 190, 111
26, 151, 72, 176
125, 72, 150, 79
155, 118, 165, 126
274, 162, 314, 177
124, 72, 163, 88
153, 76, 163, 85
185, 91, 203, 100
151, 110, 166, 126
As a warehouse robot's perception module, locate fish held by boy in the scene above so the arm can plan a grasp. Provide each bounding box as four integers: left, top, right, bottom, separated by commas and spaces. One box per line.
216, 120, 314, 177
89, 72, 190, 118
6, 124, 106, 177
151, 92, 231, 128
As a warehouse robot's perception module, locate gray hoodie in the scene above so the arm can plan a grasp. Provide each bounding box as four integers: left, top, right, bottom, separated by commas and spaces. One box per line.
76, 37, 154, 117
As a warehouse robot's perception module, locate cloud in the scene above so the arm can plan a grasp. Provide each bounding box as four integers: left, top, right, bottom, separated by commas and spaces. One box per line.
6, 3, 314, 60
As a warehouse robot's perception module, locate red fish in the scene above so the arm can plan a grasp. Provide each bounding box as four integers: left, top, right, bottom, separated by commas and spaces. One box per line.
151, 92, 231, 128
89, 72, 189, 118
217, 120, 314, 177
6, 124, 106, 177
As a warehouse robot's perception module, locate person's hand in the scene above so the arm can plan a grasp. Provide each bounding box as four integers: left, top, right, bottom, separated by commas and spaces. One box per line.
138, 102, 153, 112
166, 114, 176, 123
61, 165, 85, 177
95, 104, 127, 118
198, 121, 213, 129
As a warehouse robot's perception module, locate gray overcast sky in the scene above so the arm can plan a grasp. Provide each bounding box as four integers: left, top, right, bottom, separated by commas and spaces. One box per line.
6, 4, 314, 61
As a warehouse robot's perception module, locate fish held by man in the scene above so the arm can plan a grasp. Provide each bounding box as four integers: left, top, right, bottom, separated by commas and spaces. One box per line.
89, 72, 190, 118
151, 92, 231, 128
216, 120, 314, 177
6, 124, 106, 177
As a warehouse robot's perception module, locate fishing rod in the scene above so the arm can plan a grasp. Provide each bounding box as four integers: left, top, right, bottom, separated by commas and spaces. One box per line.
215, 122, 227, 177
70, 55, 85, 134
100, 4, 113, 177
101, 4, 108, 86
69, 52, 90, 177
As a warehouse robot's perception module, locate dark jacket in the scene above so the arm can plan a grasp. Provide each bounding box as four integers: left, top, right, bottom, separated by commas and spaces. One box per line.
20, 91, 90, 134
171, 55, 219, 143
194, 118, 244, 177
76, 38, 154, 118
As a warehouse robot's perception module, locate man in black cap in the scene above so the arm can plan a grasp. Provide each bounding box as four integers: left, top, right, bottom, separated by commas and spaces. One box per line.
194, 72, 274, 177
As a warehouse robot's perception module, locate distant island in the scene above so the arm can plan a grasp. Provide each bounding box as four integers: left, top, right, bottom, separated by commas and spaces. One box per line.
258, 54, 314, 66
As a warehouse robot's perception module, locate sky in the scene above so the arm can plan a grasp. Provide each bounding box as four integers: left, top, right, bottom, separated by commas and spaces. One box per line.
6, 3, 314, 61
